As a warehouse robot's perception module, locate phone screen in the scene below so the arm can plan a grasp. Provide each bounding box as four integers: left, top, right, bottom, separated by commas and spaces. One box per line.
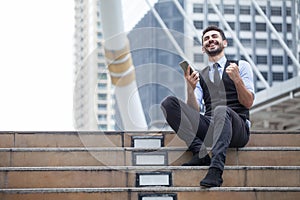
179, 61, 193, 75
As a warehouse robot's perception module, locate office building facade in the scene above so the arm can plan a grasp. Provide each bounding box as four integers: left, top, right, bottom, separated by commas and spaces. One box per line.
185, 0, 299, 91
73, 0, 299, 130
74, 0, 116, 130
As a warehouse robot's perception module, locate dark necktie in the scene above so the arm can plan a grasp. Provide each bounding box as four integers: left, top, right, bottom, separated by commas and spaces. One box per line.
213, 63, 220, 85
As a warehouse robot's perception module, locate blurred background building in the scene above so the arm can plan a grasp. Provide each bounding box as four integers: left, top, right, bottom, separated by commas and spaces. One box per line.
73, 0, 300, 131
73, 0, 116, 130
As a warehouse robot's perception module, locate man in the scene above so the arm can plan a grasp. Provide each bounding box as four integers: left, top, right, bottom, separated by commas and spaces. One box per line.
161, 25, 255, 187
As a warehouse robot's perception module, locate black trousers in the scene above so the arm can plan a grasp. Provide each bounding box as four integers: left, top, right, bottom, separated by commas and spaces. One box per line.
161, 96, 250, 171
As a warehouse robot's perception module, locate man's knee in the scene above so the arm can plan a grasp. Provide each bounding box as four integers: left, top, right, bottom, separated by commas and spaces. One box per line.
161, 96, 179, 111
161, 96, 181, 132
213, 106, 233, 121
214, 105, 228, 114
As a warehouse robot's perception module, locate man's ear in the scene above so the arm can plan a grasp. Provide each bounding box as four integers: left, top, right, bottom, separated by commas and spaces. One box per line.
202, 46, 206, 53
223, 39, 228, 47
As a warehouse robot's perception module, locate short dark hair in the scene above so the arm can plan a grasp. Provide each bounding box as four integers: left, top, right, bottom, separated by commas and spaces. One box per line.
202, 25, 226, 43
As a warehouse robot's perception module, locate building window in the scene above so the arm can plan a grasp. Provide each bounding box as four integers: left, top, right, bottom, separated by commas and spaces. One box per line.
98, 114, 107, 121
240, 6, 250, 15
98, 93, 107, 100
98, 73, 107, 80
255, 6, 266, 15
193, 3, 203, 13
271, 40, 281, 48
98, 63, 106, 69
98, 124, 107, 130
240, 22, 251, 31
260, 71, 268, 80
273, 72, 283, 81
256, 23, 266, 31
97, 32, 102, 39
224, 5, 235, 14
98, 83, 107, 89
98, 52, 104, 59
273, 23, 282, 32
240, 38, 251, 46
286, 40, 293, 48
272, 56, 283, 65
256, 39, 267, 48
97, 42, 102, 48
208, 21, 219, 27
271, 7, 282, 16
286, 8, 292, 16
287, 24, 292, 32
208, 5, 216, 14
288, 57, 293, 65
226, 38, 233, 47
98, 104, 107, 111
240, 55, 249, 61
194, 20, 203, 29
228, 22, 235, 30
257, 55, 267, 64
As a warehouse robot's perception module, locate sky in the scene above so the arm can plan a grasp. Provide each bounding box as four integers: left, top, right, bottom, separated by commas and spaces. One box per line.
0, 0, 156, 131
0, 0, 75, 131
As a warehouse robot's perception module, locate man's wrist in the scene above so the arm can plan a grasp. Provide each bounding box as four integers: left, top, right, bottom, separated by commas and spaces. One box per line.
234, 77, 243, 85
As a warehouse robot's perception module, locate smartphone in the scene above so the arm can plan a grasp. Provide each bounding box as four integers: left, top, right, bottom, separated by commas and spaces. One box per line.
179, 60, 194, 75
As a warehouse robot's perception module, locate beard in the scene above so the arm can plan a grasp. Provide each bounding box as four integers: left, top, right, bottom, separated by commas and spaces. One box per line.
204, 41, 224, 57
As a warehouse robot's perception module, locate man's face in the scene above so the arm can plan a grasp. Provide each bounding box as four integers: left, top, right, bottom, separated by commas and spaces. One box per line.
202, 30, 227, 57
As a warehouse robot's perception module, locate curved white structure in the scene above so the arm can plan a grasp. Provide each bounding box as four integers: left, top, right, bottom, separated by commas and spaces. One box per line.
99, 0, 147, 130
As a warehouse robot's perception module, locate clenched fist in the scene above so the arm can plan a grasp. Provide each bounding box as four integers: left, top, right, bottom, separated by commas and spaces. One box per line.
226, 62, 241, 83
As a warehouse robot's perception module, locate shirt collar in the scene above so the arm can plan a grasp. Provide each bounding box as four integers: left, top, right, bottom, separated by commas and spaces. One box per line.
208, 56, 227, 70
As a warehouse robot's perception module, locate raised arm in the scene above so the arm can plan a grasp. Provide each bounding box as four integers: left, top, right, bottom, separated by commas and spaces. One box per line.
226, 62, 254, 109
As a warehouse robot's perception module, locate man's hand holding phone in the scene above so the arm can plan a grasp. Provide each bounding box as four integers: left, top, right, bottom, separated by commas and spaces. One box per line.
179, 60, 199, 90
179, 60, 194, 75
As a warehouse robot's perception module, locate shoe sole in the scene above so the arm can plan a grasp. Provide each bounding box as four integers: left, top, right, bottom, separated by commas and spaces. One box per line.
200, 183, 220, 188
200, 181, 222, 188
182, 164, 210, 166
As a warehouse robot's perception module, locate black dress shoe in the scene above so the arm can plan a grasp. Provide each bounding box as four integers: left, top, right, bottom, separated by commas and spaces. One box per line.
182, 154, 211, 166
200, 167, 223, 187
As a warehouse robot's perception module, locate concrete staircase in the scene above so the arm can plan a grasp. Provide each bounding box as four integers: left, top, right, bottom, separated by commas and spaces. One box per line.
0, 130, 299, 200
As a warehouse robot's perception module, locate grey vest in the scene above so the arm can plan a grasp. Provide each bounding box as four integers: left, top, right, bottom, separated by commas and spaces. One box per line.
199, 60, 250, 120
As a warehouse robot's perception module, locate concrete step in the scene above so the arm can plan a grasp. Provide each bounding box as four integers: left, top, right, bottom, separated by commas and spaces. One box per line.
1, 131, 299, 148
0, 131, 123, 148
0, 147, 299, 167
1, 130, 299, 200
246, 130, 300, 147
0, 166, 299, 188
0, 187, 299, 200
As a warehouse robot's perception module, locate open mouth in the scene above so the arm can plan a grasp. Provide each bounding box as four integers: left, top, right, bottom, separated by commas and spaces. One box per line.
209, 44, 217, 48
206, 41, 219, 49
208, 43, 218, 50
204, 40, 223, 56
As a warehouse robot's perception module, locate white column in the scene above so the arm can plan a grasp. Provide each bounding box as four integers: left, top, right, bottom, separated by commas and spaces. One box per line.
99, 0, 147, 130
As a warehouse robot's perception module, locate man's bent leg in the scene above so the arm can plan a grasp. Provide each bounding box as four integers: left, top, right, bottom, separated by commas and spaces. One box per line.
161, 96, 202, 152
200, 106, 249, 187
161, 96, 211, 165
210, 106, 249, 171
